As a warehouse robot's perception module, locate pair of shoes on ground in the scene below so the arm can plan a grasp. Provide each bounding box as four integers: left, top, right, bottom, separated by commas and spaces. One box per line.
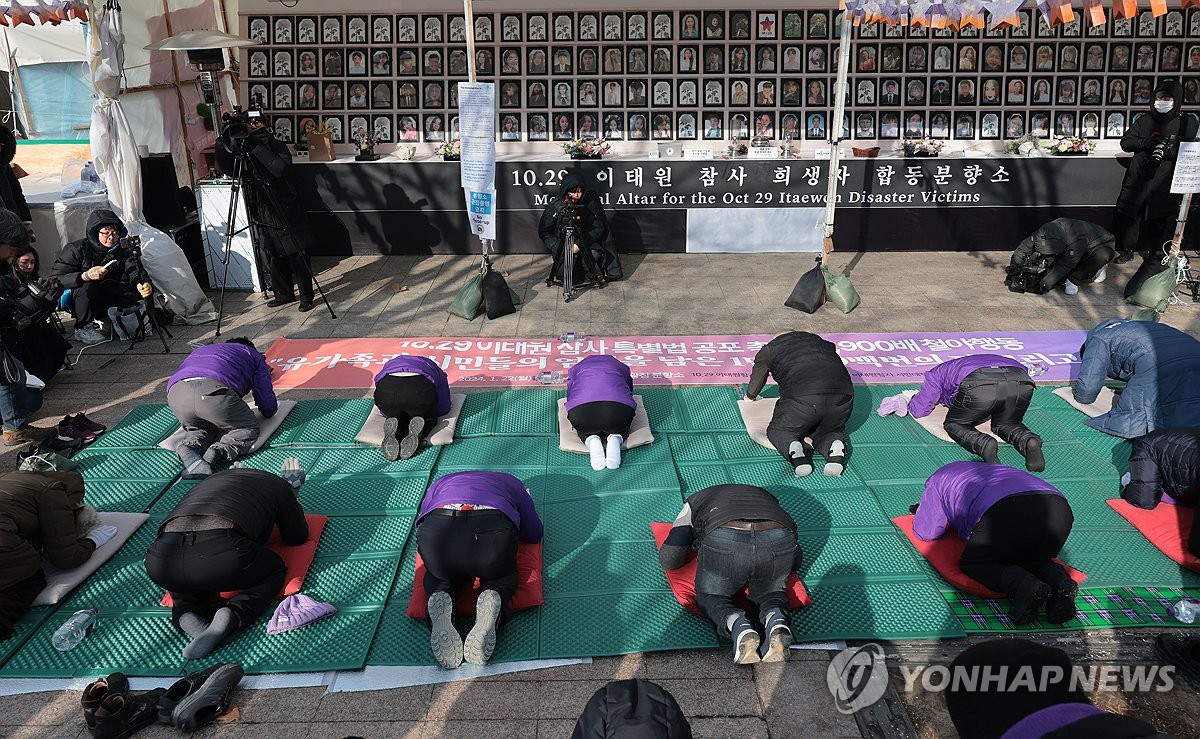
73, 322, 108, 346
1, 425, 53, 446
58, 413, 106, 444
157, 662, 244, 732
730, 608, 793, 665
428, 589, 502, 669
381, 416, 425, 462
789, 441, 845, 478
1154, 633, 1200, 690
976, 436, 1045, 473
82, 671, 165, 739
266, 295, 315, 313
1009, 576, 1078, 626
585, 434, 623, 471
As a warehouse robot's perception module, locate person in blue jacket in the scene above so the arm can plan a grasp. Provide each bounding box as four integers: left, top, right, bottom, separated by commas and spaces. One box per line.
373, 355, 451, 461
1074, 318, 1200, 439
1121, 427, 1200, 558
565, 355, 636, 470
416, 471, 543, 669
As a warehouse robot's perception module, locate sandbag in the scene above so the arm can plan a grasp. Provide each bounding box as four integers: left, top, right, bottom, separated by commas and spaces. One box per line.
482, 261, 517, 319
1129, 307, 1162, 322
1126, 260, 1177, 311
125, 222, 218, 325
784, 259, 825, 314
448, 270, 484, 320
822, 266, 860, 313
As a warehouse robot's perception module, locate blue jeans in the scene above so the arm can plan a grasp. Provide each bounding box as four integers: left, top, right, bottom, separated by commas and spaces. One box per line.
0, 359, 41, 432
694, 526, 801, 636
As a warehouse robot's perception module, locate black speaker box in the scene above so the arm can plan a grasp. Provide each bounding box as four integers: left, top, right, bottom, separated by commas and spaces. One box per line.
140, 154, 185, 230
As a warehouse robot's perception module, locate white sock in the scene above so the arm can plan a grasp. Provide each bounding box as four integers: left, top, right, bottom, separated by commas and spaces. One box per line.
789, 441, 812, 477
605, 434, 623, 469
586, 435, 605, 471
1064, 280, 1079, 296
828, 440, 845, 458
1092, 265, 1107, 283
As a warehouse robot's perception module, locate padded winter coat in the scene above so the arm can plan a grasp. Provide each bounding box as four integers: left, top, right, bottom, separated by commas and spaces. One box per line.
1122, 428, 1200, 509
1074, 319, 1200, 439
571, 679, 693, 739
0, 471, 95, 590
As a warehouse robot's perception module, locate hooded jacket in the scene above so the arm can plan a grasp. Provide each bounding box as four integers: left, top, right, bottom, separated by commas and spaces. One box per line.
1009, 218, 1116, 293
1121, 427, 1200, 509
1117, 80, 1199, 220
571, 679, 693, 739
537, 172, 609, 253
1074, 318, 1200, 438
49, 209, 133, 290
0, 471, 96, 590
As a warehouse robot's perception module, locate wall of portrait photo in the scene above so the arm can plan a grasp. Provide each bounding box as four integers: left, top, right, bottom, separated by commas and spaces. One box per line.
243, 7, 1200, 145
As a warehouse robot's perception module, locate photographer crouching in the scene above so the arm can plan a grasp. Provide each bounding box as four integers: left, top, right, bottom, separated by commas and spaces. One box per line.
49, 209, 150, 345
1005, 218, 1116, 297
216, 109, 317, 313
539, 173, 612, 294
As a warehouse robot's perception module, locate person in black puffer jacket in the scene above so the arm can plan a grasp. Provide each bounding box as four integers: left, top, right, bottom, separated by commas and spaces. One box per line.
571, 679, 692, 739
1121, 427, 1200, 557
538, 172, 616, 287
1006, 218, 1116, 296
1112, 80, 1199, 294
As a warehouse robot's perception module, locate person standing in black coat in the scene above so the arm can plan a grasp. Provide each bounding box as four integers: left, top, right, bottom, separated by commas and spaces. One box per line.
745, 331, 854, 477
144, 465, 309, 659
1121, 427, 1200, 557
1113, 80, 1199, 292
1006, 218, 1116, 296
538, 172, 615, 286
215, 117, 317, 312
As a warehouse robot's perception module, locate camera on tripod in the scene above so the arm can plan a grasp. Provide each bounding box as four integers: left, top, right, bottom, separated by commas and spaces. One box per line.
222, 106, 265, 142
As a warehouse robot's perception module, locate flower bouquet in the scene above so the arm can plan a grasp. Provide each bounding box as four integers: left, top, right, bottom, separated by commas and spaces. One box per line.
1047, 136, 1095, 156
562, 137, 612, 160
901, 138, 943, 157
725, 142, 748, 158
436, 139, 461, 161
1004, 133, 1045, 156
352, 126, 379, 161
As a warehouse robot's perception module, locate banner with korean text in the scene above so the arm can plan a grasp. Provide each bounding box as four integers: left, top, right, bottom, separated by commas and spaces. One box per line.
265, 331, 1087, 390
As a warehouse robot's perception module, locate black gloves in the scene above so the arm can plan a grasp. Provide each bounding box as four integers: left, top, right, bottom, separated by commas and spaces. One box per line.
909, 503, 920, 515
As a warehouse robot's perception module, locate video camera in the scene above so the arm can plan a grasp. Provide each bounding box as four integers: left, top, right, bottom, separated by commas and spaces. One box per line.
120, 233, 142, 255
1005, 256, 1051, 294
0, 276, 63, 331
222, 106, 265, 142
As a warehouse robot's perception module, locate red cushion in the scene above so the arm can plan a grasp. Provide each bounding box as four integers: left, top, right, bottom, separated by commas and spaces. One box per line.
650, 522, 812, 615
161, 514, 328, 607
406, 540, 543, 618
1107, 499, 1200, 572
892, 514, 1087, 598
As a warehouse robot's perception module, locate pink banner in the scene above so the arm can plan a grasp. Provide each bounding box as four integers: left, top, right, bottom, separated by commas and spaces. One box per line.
264, 331, 1087, 390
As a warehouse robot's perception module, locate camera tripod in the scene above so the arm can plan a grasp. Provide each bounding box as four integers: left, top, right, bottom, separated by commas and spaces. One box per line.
545, 213, 606, 303
125, 237, 172, 353
214, 132, 336, 337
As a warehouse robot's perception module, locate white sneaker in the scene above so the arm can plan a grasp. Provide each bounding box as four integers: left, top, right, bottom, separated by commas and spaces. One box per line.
605, 434, 623, 469
73, 326, 107, 345
1092, 265, 1107, 283
1063, 280, 1079, 296
586, 435, 605, 471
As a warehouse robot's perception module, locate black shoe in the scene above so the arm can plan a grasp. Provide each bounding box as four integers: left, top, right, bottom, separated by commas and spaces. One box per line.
298, 300, 314, 313
1154, 634, 1200, 689
1009, 578, 1051, 625
1023, 436, 1046, 473
82, 673, 129, 730
1045, 579, 1078, 624
92, 688, 166, 739
1115, 251, 1135, 264
730, 614, 761, 665
978, 437, 1001, 465
266, 296, 296, 307
157, 664, 227, 725
170, 663, 244, 732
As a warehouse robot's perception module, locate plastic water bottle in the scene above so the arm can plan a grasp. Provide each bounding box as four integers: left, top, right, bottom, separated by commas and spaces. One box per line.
1025, 361, 1048, 378
559, 331, 582, 343
536, 370, 564, 385
51, 607, 98, 651
735, 384, 747, 400
80, 161, 95, 183
1168, 598, 1200, 624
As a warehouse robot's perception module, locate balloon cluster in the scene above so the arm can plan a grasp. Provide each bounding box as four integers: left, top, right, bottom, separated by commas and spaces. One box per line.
0, 0, 89, 27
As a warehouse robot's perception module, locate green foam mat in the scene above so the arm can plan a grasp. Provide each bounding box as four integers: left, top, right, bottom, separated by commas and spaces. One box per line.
315, 515, 414, 557
797, 531, 927, 582
548, 463, 682, 502
947, 586, 1200, 633
493, 389, 559, 436
0, 610, 186, 678
1054, 482, 1126, 529
675, 463, 734, 496
186, 606, 383, 674
543, 541, 670, 596
60, 558, 164, 612
542, 492, 683, 548
778, 489, 891, 532
538, 592, 719, 657
847, 388, 925, 443
304, 554, 400, 606
240, 445, 439, 479
148, 482, 197, 516
455, 391, 502, 437
792, 577, 965, 642
849, 443, 946, 485
640, 387, 745, 433
366, 603, 542, 666
1061, 529, 1200, 589
84, 479, 172, 513
73, 449, 181, 482
437, 436, 550, 468
867, 482, 927, 520
85, 404, 180, 450
271, 398, 375, 447
0, 607, 54, 667
299, 475, 430, 515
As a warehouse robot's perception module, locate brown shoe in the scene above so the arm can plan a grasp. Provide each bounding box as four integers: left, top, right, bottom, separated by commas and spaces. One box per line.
2, 426, 53, 446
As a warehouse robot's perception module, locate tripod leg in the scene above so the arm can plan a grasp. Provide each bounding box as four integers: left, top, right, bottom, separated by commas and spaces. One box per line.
563, 233, 576, 303
214, 160, 245, 338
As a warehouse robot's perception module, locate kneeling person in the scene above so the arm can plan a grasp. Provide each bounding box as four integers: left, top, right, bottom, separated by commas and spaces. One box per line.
373, 355, 451, 461
746, 331, 853, 477
565, 355, 636, 471
166, 338, 278, 477
1121, 427, 1200, 558
914, 462, 1076, 624
659, 484, 801, 664
144, 464, 308, 659
907, 354, 1044, 471
417, 471, 543, 669
1006, 217, 1115, 296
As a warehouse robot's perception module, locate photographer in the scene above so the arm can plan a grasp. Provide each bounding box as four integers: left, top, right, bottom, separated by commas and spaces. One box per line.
1112, 80, 1198, 293
49, 209, 149, 345
2, 246, 68, 383
0, 210, 52, 446
0, 124, 33, 246
1006, 218, 1115, 296
538, 173, 611, 287
215, 112, 317, 313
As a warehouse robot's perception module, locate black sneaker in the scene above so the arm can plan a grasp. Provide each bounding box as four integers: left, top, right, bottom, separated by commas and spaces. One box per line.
1009, 577, 1051, 625
157, 664, 226, 725
202, 445, 231, 466
1045, 579, 1078, 625
82, 672, 129, 731
298, 300, 315, 313
266, 296, 296, 307
758, 609, 792, 663
170, 663, 244, 732
92, 688, 166, 739
731, 614, 761, 665
1114, 251, 1135, 265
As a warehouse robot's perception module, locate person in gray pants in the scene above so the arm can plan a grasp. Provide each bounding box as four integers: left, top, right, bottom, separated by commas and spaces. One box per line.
165, 338, 278, 478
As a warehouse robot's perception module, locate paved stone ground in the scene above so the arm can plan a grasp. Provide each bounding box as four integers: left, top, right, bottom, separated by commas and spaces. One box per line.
0, 251, 1196, 738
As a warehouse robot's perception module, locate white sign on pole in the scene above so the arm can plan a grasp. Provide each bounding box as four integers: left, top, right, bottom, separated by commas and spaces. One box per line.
457, 82, 496, 189
1171, 142, 1200, 194
464, 187, 497, 240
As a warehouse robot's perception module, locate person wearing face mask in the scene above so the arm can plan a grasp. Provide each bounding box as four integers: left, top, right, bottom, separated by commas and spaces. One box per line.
538, 173, 616, 287
215, 115, 318, 313
1112, 81, 1199, 291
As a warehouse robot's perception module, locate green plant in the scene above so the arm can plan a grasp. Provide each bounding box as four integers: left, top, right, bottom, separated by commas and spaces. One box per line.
195, 102, 213, 121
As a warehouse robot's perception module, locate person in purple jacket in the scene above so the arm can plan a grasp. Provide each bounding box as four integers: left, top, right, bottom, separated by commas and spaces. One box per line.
913, 462, 1076, 624
373, 355, 451, 461
565, 355, 636, 471
417, 471, 543, 668
886, 354, 1044, 472
165, 338, 278, 478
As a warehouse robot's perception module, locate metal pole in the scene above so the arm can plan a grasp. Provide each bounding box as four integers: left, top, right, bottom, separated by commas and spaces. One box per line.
1170, 192, 1193, 255
461, 0, 494, 260
821, 13, 854, 261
